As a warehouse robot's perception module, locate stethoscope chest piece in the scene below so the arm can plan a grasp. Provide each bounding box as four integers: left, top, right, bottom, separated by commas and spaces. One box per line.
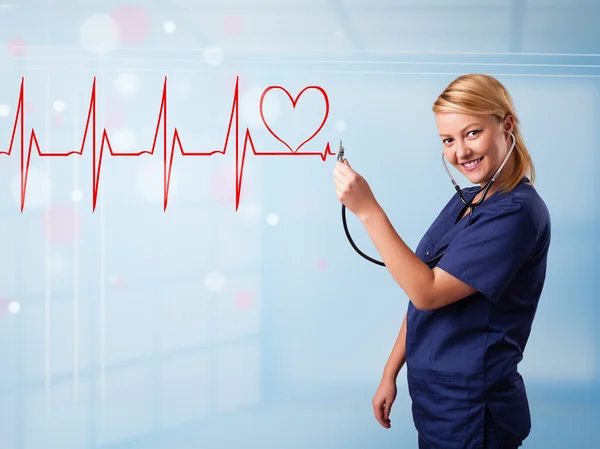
337, 140, 345, 162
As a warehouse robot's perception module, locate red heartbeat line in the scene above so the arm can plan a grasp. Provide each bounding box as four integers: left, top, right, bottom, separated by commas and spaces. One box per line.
0, 76, 336, 212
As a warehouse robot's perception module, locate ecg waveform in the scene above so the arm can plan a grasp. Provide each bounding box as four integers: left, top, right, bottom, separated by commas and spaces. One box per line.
0, 76, 335, 212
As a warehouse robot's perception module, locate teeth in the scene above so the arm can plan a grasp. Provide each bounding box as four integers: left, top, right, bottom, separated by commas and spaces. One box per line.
464, 158, 481, 168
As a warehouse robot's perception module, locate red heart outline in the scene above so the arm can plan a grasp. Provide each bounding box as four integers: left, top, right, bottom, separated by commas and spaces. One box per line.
259, 85, 330, 153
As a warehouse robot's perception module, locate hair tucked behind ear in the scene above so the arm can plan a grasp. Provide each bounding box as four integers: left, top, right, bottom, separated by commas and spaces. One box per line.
432, 74, 534, 192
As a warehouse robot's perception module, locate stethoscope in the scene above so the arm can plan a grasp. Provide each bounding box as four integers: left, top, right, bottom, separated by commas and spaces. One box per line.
338, 131, 516, 267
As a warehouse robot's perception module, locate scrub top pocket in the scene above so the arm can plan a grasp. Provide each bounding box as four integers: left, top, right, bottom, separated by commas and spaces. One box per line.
407, 367, 485, 449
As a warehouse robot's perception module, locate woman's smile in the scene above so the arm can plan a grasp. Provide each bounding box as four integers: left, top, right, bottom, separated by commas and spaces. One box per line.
461, 157, 483, 172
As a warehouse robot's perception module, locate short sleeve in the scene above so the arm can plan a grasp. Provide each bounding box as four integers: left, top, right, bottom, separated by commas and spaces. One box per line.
435, 203, 538, 303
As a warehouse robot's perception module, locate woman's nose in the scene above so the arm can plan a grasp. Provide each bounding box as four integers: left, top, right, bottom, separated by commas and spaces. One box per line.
455, 140, 472, 160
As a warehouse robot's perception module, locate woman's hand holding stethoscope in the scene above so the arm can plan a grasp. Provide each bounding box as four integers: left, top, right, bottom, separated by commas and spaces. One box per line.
333, 140, 386, 266
333, 150, 380, 223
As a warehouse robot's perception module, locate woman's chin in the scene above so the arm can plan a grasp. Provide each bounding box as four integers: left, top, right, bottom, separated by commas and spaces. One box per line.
463, 171, 487, 185
454, 163, 490, 185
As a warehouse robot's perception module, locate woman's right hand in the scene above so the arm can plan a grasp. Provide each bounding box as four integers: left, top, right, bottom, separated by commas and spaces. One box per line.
372, 376, 397, 429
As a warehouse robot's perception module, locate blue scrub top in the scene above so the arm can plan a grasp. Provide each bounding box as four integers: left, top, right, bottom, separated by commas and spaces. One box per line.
406, 177, 551, 449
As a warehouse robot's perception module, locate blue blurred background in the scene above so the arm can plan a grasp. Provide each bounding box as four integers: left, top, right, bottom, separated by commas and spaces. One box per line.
0, 0, 598, 448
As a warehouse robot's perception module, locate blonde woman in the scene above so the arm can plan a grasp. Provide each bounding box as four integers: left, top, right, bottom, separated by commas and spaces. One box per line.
333, 74, 551, 449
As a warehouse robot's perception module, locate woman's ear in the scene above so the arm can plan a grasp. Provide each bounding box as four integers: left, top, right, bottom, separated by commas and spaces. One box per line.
503, 115, 514, 133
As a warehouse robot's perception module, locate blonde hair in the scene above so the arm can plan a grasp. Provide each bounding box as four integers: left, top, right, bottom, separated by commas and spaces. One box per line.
432, 74, 534, 192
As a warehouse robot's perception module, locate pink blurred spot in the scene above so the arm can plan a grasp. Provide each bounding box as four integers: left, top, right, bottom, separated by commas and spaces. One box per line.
112, 5, 150, 45
0, 296, 9, 317
223, 14, 242, 34
25, 101, 34, 113
113, 276, 125, 289
316, 259, 327, 271
108, 274, 125, 289
210, 164, 253, 206
52, 115, 63, 127
7, 37, 26, 57
235, 291, 253, 309
43, 204, 81, 245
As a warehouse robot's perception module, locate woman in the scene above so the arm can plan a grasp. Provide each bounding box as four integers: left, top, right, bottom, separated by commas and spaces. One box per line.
333, 73, 551, 449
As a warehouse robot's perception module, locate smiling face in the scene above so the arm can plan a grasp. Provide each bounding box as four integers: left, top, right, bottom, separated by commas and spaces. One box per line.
436, 112, 514, 187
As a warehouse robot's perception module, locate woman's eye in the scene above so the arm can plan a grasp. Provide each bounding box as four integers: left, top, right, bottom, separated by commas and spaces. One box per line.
467, 129, 482, 137
443, 138, 453, 145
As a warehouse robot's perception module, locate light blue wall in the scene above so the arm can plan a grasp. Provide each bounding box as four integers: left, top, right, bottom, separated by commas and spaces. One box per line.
0, 1, 597, 448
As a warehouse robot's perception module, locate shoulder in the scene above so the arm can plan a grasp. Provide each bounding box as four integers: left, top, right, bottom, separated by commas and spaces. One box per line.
493, 181, 549, 225
510, 181, 551, 231
474, 181, 551, 247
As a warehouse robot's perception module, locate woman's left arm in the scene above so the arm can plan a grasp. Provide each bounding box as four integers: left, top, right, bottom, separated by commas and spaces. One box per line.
359, 205, 476, 310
